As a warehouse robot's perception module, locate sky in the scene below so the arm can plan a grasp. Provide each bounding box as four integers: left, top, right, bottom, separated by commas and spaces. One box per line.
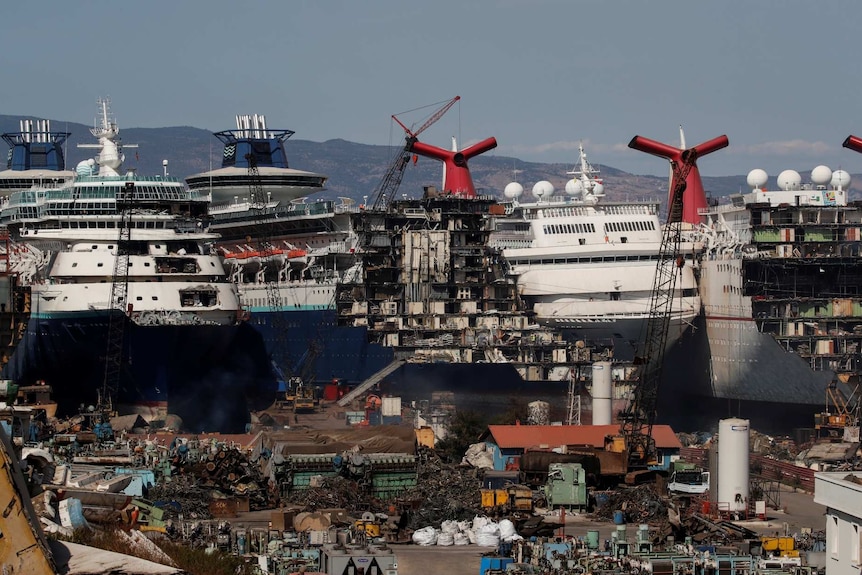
2, 0, 861, 178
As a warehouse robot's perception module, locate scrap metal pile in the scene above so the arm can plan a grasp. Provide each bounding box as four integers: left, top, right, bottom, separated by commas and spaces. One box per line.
280, 447, 486, 531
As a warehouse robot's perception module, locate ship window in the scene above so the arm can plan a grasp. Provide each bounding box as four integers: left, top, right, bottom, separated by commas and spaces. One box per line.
136, 296, 143, 301
579, 238, 586, 245
92, 245, 97, 250
71, 262, 77, 268
145, 262, 151, 267
152, 296, 158, 301
97, 262, 103, 267
210, 262, 216, 267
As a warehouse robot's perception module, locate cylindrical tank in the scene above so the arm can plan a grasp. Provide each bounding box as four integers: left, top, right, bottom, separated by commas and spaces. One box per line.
527, 401, 550, 425
717, 418, 750, 512
591, 362, 613, 425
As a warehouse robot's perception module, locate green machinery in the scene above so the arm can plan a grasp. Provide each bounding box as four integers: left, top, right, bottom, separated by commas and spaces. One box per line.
543, 463, 587, 510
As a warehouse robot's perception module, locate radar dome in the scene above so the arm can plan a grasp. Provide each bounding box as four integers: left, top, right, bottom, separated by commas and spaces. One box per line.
831, 169, 851, 190
746, 169, 768, 190
811, 165, 833, 186
504, 182, 524, 199
592, 182, 605, 196
532, 180, 554, 198
777, 170, 802, 191
565, 179, 584, 196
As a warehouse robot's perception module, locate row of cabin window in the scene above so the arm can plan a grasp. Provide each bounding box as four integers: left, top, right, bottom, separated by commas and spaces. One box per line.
508, 254, 661, 266
542, 223, 596, 234
59, 221, 168, 229
69, 261, 216, 268
604, 220, 656, 232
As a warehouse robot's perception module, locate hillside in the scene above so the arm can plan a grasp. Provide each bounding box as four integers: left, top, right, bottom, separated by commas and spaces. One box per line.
0, 115, 825, 206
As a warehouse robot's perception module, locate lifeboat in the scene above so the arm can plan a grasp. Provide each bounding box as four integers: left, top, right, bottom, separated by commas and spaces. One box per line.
287, 248, 308, 266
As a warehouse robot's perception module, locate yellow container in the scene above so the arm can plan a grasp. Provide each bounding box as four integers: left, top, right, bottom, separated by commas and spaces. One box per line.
762, 536, 795, 552
481, 490, 496, 508
494, 489, 509, 507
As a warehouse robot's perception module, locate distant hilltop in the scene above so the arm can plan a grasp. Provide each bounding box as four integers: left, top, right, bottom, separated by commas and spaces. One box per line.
0, 114, 840, 205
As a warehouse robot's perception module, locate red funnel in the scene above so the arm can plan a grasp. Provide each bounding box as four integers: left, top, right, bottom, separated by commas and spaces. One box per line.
410, 137, 497, 198
628, 134, 729, 224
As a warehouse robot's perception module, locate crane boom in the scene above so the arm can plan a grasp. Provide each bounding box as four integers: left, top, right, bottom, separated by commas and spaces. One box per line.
102, 180, 135, 412
370, 96, 460, 211
619, 155, 693, 468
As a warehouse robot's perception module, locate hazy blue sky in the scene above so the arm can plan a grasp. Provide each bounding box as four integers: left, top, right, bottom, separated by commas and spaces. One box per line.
2, 0, 860, 177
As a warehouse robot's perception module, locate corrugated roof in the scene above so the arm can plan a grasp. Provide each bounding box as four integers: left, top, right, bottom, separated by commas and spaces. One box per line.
484, 424, 681, 450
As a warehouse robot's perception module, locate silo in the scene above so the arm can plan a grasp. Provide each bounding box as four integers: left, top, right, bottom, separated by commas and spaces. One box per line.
527, 401, 550, 425
717, 418, 750, 513
591, 362, 612, 425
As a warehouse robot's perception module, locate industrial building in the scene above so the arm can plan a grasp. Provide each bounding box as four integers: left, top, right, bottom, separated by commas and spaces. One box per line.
814, 470, 862, 575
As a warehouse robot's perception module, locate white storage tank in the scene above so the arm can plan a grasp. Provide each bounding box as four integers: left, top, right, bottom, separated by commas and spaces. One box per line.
527, 401, 550, 425
717, 418, 750, 513
591, 361, 612, 425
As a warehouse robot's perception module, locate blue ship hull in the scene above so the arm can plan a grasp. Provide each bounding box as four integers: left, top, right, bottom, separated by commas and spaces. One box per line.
2, 312, 276, 432
248, 308, 571, 417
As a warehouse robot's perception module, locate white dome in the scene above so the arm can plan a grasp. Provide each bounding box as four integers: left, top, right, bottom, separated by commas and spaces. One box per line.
811, 165, 833, 186
592, 182, 605, 196
76, 160, 97, 176
504, 182, 524, 199
746, 169, 768, 189
532, 180, 554, 198
565, 179, 584, 196
777, 170, 802, 191
831, 169, 851, 190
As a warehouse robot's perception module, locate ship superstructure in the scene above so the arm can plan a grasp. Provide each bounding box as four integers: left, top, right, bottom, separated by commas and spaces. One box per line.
489, 145, 701, 347
692, 165, 859, 420
0, 101, 263, 431
190, 118, 620, 418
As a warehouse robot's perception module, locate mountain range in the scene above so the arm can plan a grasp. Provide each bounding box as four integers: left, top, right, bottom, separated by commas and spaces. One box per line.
0, 115, 844, 205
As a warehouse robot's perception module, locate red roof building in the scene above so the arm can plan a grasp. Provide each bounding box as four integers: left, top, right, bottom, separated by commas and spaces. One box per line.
479, 424, 681, 472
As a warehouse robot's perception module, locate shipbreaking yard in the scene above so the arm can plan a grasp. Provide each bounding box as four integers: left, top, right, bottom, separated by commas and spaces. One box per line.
1, 390, 860, 575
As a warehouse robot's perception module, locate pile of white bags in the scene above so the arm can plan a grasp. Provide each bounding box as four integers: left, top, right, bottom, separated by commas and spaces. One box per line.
411, 515, 521, 547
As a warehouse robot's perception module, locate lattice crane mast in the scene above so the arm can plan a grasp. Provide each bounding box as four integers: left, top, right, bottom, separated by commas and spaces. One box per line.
370, 96, 460, 211
102, 181, 136, 413
622, 134, 728, 469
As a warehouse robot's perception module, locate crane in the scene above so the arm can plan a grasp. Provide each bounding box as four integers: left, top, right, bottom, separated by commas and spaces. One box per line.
622, 134, 729, 470
102, 180, 136, 415
370, 96, 460, 211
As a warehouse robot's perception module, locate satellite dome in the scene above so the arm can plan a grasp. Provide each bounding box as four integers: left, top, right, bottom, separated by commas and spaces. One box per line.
746, 169, 769, 190
811, 165, 833, 186
565, 179, 584, 196
504, 182, 524, 199
592, 182, 605, 196
777, 170, 802, 191
532, 180, 554, 198
831, 169, 851, 190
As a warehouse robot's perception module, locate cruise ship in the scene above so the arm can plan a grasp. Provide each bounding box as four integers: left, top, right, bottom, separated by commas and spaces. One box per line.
0, 101, 269, 431
672, 160, 861, 430
188, 117, 612, 418
488, 144, 701, 349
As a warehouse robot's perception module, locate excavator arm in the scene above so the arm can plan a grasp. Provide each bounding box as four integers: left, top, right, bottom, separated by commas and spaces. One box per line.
0, 423, 55, 573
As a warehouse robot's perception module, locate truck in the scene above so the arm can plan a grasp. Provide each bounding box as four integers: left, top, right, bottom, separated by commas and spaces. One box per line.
668, 467, 710, 495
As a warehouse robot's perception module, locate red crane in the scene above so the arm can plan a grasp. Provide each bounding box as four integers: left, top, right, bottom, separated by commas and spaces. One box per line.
370, 96, 461, 211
